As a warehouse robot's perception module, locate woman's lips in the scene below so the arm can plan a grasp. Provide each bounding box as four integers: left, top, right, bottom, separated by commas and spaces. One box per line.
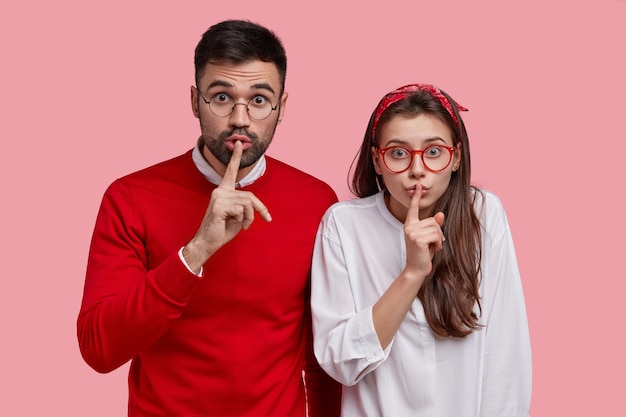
407, 185, 429, 196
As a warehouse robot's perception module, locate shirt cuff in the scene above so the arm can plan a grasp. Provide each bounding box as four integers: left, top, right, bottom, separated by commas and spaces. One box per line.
178, 246, 203, 277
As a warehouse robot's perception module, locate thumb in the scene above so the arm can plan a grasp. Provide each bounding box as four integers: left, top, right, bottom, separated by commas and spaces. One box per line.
433, 211, 445, 227
432, 211, 446, 248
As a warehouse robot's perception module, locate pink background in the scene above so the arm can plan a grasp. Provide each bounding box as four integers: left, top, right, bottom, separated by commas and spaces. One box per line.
1, 0, 624, 415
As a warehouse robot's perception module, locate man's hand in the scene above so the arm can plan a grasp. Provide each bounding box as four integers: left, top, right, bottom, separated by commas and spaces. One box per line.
182, 141, 272, 273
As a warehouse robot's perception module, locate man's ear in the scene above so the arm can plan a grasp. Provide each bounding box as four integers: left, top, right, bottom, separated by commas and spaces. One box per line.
191, 86, 200, 118
277, 91, 288, 123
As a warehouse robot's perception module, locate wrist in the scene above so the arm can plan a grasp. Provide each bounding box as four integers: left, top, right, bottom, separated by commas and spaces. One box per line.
398, 268, 428, 288
181, 241, 211, 275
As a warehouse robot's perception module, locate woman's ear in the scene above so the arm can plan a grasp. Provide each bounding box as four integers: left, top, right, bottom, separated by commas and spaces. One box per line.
372, 146, 383, 175
452, 142, 462, 171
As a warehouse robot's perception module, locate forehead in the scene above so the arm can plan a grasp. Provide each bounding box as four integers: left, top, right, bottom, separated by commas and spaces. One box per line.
379, 113, 453, 146
198, 60, 282, 95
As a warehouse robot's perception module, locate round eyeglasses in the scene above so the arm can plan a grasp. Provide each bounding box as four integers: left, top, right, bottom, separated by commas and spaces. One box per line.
378, 145, 456, 173
197, 90, 278, 120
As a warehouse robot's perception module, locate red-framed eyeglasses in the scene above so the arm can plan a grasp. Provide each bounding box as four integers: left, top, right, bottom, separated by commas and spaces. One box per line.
378, 145, 456, 173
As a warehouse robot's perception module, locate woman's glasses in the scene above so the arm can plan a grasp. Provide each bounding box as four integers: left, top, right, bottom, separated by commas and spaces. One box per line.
378, 145, 456, 173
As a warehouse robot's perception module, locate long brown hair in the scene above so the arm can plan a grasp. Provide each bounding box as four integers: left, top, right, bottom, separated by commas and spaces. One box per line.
349, 89, 483, 337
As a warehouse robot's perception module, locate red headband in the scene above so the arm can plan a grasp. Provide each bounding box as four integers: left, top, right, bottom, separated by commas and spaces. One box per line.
371, 83, 468, 139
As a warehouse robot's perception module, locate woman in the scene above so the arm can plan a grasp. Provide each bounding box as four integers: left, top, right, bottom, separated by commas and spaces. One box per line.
311, 84, 531, 416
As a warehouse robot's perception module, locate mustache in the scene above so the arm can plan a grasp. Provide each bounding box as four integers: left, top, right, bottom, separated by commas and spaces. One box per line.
218, 128, 259, 142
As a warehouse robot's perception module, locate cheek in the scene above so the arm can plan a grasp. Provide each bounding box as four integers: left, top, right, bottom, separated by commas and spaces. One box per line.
199, 117, 221, 140
199, 111, 225, 132
433, 171, 454, 195
257, 119, 280, 143
380, 171, 403, 195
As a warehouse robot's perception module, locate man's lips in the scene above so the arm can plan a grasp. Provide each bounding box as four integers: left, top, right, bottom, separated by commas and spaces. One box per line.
225, 136, 252, 151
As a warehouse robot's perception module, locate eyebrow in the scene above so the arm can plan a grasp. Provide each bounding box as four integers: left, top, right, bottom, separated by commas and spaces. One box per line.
205, 80, 276, 96
384, 136, 450, 147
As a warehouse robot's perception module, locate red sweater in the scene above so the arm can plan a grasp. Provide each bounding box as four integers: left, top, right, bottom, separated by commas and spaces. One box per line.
78, 150, 341, 417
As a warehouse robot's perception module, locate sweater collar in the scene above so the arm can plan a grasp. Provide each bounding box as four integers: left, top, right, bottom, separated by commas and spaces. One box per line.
192, 141, 266, 188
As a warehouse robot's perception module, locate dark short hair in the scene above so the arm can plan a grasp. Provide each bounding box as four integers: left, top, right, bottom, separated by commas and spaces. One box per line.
194, 20, 287, 91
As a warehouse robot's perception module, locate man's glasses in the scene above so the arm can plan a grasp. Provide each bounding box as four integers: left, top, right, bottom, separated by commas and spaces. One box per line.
197, 90, 278, 120
378, 145, 456, 173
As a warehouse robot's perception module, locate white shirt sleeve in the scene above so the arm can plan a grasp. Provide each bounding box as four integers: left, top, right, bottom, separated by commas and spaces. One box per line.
478, 193, 532, 416
311, 210, 390, 386
177, 246, 203, 277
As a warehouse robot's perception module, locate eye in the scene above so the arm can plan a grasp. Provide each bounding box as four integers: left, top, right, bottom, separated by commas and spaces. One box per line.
389, 147, 410, 159
211, 93, 232, 104
249, 95, 269, 108
424, 145, 443, 158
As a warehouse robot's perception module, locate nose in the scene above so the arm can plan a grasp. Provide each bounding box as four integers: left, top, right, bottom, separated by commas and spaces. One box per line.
228, 102, 251, 128
408, 153, 426, 177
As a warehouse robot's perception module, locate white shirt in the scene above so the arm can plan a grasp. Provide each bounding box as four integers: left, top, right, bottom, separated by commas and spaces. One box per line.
311, 190, 532, 417
191, 142, 266, 188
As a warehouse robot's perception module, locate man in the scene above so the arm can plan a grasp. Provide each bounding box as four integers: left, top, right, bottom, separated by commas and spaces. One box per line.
77, 19, 341, 417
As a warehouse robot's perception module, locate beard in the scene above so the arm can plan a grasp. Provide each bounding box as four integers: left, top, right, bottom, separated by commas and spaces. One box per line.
199, 120, 278, 169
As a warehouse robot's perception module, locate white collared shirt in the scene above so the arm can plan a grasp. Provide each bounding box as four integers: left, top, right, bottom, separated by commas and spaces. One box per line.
311, 190, 532, 417
192, 143, 266, 188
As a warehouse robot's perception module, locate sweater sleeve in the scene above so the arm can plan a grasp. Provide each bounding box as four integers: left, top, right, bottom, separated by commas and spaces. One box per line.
77, 180, 201, 373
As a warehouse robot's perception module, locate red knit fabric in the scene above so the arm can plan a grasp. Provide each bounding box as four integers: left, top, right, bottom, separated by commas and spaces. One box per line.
78, 150, 341, 417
